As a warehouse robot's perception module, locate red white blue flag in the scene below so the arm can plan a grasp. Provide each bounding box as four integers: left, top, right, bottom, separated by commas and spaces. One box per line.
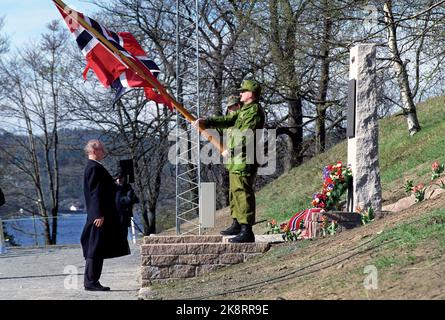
55, 2, 173, 110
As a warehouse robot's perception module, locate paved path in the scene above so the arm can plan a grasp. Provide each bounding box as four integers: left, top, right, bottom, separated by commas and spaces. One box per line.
0, 244, 141, 300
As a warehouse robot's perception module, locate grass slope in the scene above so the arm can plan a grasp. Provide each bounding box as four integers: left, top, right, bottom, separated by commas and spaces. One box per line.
256, 96, 445, 224
151, 188, 445, 300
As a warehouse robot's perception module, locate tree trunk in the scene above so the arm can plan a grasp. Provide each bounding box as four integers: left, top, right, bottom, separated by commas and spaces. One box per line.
383, 0, 421, 135
269, 0, 304, 171
285, 96, 303, 171
42, 214, 51, 246
316, 2, 332, 154
147, 203, 156, 235
316, 107, 327, 153
141, 206, 150, 235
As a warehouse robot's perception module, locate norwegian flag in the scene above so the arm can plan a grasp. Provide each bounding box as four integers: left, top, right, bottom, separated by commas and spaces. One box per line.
287, 207, 324, 239
55, 3, 172, 110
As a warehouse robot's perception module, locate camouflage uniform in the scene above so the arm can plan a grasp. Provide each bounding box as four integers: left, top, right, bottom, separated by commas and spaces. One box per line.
206, 82, 265, 226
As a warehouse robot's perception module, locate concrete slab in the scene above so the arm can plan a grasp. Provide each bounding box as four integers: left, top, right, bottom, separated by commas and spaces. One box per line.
0, 244, 140, 300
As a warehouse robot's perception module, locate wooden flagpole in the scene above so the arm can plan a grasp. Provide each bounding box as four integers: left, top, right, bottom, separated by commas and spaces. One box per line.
52, 0, 225, 154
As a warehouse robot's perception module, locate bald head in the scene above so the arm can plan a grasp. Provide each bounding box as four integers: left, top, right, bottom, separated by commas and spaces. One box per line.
84, 139, 106, 161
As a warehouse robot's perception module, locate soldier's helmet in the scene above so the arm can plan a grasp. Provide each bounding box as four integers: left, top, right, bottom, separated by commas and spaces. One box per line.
238, 79, 262, 95
226, 95, 241, 107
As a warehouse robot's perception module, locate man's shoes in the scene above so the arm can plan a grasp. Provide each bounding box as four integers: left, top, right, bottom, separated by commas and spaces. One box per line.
228, 224, 255, 243
84, 283, 111, 291
220, 219, 241, 236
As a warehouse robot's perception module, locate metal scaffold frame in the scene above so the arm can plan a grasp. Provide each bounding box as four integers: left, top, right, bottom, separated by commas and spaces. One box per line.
175, 0, 201, 235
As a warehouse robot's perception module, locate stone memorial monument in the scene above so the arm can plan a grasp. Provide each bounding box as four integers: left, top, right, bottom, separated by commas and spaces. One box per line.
347, 43, 382, 213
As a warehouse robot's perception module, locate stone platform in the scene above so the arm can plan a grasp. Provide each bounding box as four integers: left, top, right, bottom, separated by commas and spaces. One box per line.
140, 235, 270, 287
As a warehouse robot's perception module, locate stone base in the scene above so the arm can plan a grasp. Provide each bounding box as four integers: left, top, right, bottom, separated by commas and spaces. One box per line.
140, 235, 271, 287
222, 234, 285, 244
320, 211, 362, 232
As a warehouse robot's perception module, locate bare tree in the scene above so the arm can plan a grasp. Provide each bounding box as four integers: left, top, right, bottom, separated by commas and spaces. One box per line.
383, 0, 422, 135
0, 17, 8, 55
0, 21, 68, 244
113, 98, 173, 235
267, 0, 307, 170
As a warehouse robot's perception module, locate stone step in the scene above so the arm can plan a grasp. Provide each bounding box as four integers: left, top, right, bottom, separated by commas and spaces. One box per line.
141, 242, 270, 255
143, 235, 223, 244
140, 236, 271, 286
141, 252, 264, 267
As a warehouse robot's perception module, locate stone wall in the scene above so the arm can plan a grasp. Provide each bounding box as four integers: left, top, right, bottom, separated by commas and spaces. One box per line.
140, 235, 270, 287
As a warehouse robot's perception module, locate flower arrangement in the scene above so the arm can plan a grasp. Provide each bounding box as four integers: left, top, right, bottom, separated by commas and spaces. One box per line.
431, 161, 445, 181
267, 161, 353, 241
266, 219, 280, 234
266, 219, 301, 241
412, 183, 426, 203
404, 180, 426, 203
312, 161, 352, 211
281, 223, 301, 242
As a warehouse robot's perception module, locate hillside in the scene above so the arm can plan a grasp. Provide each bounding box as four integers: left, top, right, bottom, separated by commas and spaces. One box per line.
156, 96, 445, 299
255, 95, 445, 225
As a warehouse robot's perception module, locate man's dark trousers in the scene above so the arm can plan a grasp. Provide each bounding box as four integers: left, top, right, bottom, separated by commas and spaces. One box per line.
84, 258, 104, 287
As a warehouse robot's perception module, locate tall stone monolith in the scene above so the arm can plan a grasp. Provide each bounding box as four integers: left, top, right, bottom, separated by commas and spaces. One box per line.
347, 43, 382, 213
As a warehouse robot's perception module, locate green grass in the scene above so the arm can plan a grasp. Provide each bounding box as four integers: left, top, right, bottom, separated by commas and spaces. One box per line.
372, 208, 445, 250
369, 208, 445, 269
257, 96, 445, 223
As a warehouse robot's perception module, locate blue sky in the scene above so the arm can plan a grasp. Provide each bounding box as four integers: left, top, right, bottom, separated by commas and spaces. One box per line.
1, 0, 98, 50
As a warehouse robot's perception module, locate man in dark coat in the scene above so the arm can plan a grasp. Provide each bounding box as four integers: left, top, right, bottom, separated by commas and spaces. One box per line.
81, 140, 130, 291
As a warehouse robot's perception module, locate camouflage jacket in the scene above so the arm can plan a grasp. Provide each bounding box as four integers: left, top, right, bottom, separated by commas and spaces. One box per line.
206, 102, 265, 174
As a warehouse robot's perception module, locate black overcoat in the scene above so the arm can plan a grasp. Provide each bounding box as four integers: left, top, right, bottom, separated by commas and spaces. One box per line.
81, 160, 130, 259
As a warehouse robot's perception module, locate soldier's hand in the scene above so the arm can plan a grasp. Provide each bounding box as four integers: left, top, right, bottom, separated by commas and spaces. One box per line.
94, 217, 104, 228
221, 149, 230, 158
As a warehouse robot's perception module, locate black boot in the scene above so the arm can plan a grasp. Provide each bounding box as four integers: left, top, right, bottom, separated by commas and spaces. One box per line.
220, 219, 241, 236
228, 224, 255, 243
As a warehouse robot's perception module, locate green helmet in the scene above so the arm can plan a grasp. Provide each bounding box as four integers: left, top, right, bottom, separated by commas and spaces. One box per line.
226, 95, 241, 107
238, 79, 261, 95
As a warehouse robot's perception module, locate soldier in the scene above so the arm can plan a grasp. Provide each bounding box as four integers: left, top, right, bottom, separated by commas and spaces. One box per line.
194, 80, 265, 243
225, 95, 242, 115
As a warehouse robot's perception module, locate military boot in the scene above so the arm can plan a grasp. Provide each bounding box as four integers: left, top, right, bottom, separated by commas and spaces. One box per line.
220, 219, 241, 236
228, 224, 255, 243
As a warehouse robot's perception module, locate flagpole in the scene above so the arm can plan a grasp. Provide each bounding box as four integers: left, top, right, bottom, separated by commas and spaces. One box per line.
52, 0, 225, 154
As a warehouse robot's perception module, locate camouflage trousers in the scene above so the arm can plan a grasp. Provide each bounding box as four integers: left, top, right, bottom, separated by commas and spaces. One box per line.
229, 172, 256, 225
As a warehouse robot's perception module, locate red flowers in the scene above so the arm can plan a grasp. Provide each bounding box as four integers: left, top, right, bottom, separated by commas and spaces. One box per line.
312, 161, 352, 210
431, 161, 444, 180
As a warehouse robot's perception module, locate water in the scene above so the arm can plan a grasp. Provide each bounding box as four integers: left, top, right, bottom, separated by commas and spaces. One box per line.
2, 214, 142, 247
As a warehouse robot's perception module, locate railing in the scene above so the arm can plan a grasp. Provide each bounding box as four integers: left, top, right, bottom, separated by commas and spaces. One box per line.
0, 214, 141, 253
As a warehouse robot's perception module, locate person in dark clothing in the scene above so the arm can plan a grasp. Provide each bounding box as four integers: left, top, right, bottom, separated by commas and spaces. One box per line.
0, 187, 5, 207
115, 172, 139, 240
81, 140, 130, 292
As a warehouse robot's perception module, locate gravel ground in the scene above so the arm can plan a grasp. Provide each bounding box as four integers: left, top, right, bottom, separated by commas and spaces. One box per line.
0, 244, 141, 300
